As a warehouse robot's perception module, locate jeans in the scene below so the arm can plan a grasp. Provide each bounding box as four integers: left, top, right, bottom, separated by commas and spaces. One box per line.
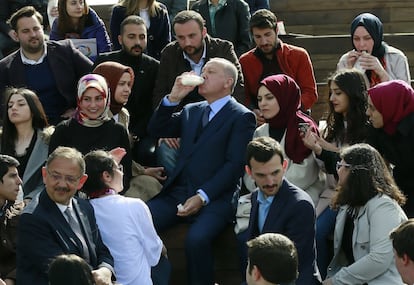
316, 207, 337, 279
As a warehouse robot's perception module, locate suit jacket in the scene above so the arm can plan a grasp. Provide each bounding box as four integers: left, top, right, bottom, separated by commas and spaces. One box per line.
16, 191, 114, 285
148, 98, 255, 203
94, 50, 159, 137
0, 40, 93, 119
191, 0, 251, 56
151, 35, 245, 108
247, 178, 320, 285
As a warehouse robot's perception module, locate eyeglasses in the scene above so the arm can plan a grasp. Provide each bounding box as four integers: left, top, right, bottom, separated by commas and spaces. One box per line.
47, 169, 82, 185
336, 161, 352, 171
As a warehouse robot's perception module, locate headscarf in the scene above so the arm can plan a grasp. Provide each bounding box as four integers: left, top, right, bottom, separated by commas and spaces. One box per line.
350, 13, 386, 59
368, 80, 414, 135
93, 61, 135, 115
73, 74, 111, 127
260, 74, 319, 163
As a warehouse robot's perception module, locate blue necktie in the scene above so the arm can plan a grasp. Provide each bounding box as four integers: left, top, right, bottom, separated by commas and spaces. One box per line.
202, 106, 211, 128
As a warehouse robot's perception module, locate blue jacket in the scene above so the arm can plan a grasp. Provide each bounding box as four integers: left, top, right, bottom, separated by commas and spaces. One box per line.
50, 8, 112, 61
110, 4, 171, 60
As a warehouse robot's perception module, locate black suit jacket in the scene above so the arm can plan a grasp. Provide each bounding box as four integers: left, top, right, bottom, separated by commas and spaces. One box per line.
16, 190, 114, 285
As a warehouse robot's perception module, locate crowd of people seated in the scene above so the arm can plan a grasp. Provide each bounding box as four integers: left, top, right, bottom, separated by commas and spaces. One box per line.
0, 2, 413, 285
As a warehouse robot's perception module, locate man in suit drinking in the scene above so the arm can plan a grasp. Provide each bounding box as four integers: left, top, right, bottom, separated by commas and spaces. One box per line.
16, 147, 115, 285
147, 57, 256, 285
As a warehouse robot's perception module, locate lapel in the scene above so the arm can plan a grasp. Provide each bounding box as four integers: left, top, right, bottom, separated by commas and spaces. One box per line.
22, 130, 48, 185
262, 179, 290, 232
40, 191, 82, 252
72, 198, 97, 264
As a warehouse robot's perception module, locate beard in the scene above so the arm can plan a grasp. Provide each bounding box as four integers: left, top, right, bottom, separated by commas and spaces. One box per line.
183, 40, 204, 57
123, 44, 144, 57
21, 36, 44, 54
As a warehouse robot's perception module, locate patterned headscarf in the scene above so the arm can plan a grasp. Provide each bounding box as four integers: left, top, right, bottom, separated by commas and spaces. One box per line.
260, 74, 319, 163
73, 74, 111, 127
93, 61, 135, 115
368, 80, 414, 135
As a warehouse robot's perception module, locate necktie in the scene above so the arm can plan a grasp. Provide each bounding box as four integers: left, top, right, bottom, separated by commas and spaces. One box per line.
202, 106, 211, 128
65, 206, 90, 262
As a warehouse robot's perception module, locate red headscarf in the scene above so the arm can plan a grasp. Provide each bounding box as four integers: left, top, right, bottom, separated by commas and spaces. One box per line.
260, 74, 319, 163
93, 61, 135, 115
368, 80, 414, 135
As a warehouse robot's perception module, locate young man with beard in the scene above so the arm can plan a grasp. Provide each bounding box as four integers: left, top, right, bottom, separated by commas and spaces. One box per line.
243, 136, 320, 285
152, 10, 245, 177
0, 155, 23, 285
94, 15, 159, 158
0, 6, 92, 125
17, 147, 115, 285
240, 9, 317, 122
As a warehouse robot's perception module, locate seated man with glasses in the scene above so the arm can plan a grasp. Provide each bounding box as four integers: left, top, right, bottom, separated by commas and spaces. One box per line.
16, 146, 115, 285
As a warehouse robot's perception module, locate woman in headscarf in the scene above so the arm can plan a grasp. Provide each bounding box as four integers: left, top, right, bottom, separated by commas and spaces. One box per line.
366, 79, 414, 217
93, 61, 165, 201
337, 12, 411, 87
49, 73, 132, 187
243, 74, 323, 202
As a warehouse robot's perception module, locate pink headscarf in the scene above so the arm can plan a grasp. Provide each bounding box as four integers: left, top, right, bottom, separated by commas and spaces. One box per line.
368, 80, 414, 135
260, 74, 319, 163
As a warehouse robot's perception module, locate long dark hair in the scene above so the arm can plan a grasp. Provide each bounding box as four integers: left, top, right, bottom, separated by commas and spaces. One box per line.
82, 150, 115, 195
323, 69, 370, 144
333, 143, 406, 208
57, 0, 89, 36
1, 87, 48, 154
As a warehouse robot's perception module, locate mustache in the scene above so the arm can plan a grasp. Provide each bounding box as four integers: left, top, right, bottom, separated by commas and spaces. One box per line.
131, 44, 143, 50
55, 187, 71, 192
262, 184, 277, 189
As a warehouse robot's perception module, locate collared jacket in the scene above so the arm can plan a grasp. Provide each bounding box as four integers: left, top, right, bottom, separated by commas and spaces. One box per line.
0, 127, 54, 199
337, 45, 411, 86
152, 34, 245, 108
327, 194, 407, 284
0, 40, 93, 119
0, 201, 24, 282
191, 0, 251, 56
240, 40, 318, 110
49, 8, 112, 62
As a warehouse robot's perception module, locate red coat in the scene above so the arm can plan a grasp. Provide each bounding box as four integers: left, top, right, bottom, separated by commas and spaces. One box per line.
240, 40, 318, 110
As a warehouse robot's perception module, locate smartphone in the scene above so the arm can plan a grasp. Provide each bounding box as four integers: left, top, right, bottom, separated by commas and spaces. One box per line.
298, 122, 310, 134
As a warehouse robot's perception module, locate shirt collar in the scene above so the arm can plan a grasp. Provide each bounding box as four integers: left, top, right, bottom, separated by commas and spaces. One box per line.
257, 189, 275, 204
208, 0, 227, 6
208, 95, 231, 118
183, 40, 207, 65
20, 43, 47, 65
56, 199, 74, 214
